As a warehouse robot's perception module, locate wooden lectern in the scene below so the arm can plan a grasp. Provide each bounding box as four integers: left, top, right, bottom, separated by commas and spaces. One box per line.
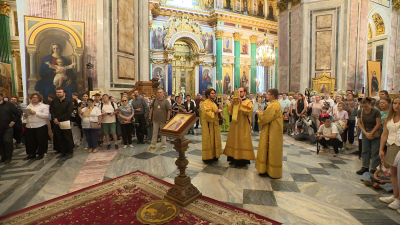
122, 78, 160, 99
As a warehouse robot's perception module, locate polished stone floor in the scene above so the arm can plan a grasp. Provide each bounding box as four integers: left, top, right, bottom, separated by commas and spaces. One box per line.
0, 129, 399, 224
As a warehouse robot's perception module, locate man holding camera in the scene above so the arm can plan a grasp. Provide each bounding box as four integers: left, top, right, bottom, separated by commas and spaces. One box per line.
293, 113, 316, 143
317, 117, 342, 157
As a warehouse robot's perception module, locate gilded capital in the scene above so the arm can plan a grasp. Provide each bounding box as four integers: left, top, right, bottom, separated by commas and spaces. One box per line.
215, 30, 225, 39
0, 2, 10, 17
250, 35, 258, 44
11, 50, 20, 57
274, 40, 278, 47
233, 33, 242, 41
395, 0, 400, 11
165, 59, 173, 64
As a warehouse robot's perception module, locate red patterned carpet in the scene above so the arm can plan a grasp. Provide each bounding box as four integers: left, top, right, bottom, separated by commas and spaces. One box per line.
0, 171, 281, 225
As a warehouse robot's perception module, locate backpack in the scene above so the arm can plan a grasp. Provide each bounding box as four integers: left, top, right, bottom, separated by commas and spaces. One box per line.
333, 122, 344, 134
100, 102, 118, 121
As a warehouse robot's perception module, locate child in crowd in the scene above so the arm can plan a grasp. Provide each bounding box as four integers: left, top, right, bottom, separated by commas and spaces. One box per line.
362, 161, 392, 192
319, 106, 330, 126
333, 102, 349, 142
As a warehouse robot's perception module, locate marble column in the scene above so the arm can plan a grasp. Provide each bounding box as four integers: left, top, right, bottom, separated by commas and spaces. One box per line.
199, 63, 203, 94
167, 59, 173, 95
215, 30, 224, 95
195, 65, 199, 95
27, 49, 37, 95
250, 35, 258, 94
0, 2, 16, 95
233, 32, 242, 91
274, 40, 278, 89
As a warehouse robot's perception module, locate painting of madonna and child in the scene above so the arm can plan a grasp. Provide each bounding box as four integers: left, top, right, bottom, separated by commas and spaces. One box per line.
34, 43, 79, 103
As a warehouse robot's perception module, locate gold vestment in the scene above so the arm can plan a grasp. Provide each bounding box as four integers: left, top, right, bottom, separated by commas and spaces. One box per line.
223, 99, 255, 160
201, 99, 222, 160
255, 99, 283, 178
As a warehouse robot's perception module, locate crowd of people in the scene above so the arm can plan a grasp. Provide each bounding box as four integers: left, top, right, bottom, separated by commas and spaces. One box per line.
1, 87, 400, 212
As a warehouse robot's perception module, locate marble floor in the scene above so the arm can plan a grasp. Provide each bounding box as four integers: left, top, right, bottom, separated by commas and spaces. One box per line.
0, 129, 399, 224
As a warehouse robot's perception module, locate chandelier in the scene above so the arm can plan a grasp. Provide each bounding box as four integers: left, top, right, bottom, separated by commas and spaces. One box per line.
256, 34, 276, 67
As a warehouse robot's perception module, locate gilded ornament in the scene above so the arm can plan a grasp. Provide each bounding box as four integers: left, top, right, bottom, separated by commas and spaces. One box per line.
163, 15, 203, 49
274, 39, 278, 47
233, 32, 242, 41
215, 30, 225, 39
394, 0, 400, 11
136, 200, 180, 225
199, 48, 207, 53
149, 20, 153, 30
165, 59, 173, 64
277, 1, 288, 12
368, 24, 372, 39
372, 13, 385, 36
250, 35, 258, 44
0, 2, 10, 17
11, 50, 20, 57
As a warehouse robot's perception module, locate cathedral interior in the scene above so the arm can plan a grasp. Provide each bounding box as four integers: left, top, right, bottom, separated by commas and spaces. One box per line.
1, 0, 400, 224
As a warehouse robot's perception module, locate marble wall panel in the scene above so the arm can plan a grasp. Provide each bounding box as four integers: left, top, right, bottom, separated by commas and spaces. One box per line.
315, 30, 332, 71
290, 6, 301, 92
28, 0, 57, 19
355, 0, 369, 93
316, 15, 332, 29
118, 56, 135, 80
387, 12, 398, 93
278, 12, 289, 93
118, 0, 134, 55
70, 0, 98, 89
346, 0, 359, 90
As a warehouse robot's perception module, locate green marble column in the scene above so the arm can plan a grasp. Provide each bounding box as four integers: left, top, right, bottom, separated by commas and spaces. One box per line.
215, 30, 224, 95
0, 2, 15, 95
250, 35, 258, 94
233, 33, 242, 91
275, 43, 278, 89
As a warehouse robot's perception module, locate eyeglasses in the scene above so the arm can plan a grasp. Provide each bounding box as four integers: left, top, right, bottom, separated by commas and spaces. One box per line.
122, 100, 127, 102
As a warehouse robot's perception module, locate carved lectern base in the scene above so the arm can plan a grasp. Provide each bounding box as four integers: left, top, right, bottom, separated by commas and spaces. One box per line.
164, 138, 202, 207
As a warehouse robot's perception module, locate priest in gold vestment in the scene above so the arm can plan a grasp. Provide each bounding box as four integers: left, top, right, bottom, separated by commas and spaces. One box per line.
255, 88, 283, 178
201, 89, 223, 163
224, 87, 255, 167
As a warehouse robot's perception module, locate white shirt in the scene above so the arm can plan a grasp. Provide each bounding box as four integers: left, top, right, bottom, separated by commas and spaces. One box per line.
290, 99, 297, 109
279, 99, 291, 112
25, 102, 49, 128
318, 124, 342, 141
81, 107, 102, 129
386, 118, 400, 146
101, 102, 117, 124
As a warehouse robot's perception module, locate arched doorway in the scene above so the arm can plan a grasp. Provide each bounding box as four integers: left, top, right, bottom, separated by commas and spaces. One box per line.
171, 39, 195, 97
366, 10, 390, 95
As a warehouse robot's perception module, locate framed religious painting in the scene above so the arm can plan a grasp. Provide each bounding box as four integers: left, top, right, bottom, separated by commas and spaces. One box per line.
367, 60, 381, 97
161, 113, 197, 137
240, 39, 249, 55
223, 37, 233, 53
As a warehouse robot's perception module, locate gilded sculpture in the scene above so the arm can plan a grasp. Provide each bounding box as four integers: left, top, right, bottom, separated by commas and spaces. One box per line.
372, 13, 385, 36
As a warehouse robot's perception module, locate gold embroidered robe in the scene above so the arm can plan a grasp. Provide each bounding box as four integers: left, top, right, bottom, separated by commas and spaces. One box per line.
224, 99, 255, 160
201, 99, 222, 160
255, 99, 283, 178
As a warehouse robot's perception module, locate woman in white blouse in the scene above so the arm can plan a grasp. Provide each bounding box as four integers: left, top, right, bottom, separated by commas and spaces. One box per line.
379, 96, 400, 210
23, 93, 50, 160
81, 98, 102, 153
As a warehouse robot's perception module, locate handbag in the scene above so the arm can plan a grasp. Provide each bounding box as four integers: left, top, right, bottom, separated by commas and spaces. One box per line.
90, 122, 100, 129
360, 109, 380, 138
59, 120, 71, 130
336, 112, 346, 129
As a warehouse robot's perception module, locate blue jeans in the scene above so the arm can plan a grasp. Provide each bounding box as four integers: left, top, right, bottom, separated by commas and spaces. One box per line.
83, 129, 101, 149
361, 131, 381, 169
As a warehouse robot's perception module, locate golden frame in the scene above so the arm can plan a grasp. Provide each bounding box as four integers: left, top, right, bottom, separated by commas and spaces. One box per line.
312, 70, 336, 95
